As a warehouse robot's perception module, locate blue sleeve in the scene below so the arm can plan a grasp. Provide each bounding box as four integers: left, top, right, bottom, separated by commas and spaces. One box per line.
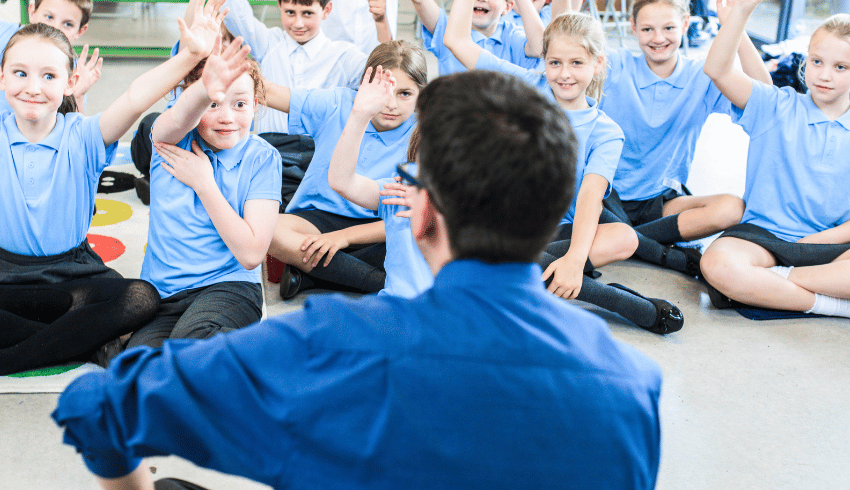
420, 9, 448, 57
246, 140, 284, 202
475, 49, 544, 89
584, 136, 623, 199
78, 113, 118, 176
288, 88, 341, 137
731, 81, 786, 139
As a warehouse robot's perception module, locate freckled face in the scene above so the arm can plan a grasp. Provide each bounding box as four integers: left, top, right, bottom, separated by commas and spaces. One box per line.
196, 73, 257, 152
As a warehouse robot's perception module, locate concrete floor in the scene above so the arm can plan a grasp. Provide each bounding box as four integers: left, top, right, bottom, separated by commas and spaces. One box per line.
2, 3, 850, 490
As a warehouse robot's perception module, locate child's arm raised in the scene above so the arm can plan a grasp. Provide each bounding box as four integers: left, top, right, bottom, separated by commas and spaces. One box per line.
371, 0, 394, 43
715, 0, 771, 85
542, 174, 608, 299
99, 0, 228, 146
152, 38, 252, 144
703, 0, 761, 109
327, 66, 394, 212
154, 139, 279, 270
263, 80, 291, 114
515, 0, 545, 57
411, 0, 442, 35
444, 0, 483, 69
72, 45, 103, 114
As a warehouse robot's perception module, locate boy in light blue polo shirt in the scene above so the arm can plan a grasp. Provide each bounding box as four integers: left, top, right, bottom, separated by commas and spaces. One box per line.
412, 0, 544, 75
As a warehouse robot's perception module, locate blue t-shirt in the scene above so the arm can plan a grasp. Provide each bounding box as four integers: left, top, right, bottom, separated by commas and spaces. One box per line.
141, 130, 282, 298
0, 112, 117, 256
0, 21, 21, 115
732, 82, 850, 242
377, 171, 433, 298
503, 4, 552, 29
422, 9, 540, 76
475, 51, 623, 225
600, 49, 731, 201
54, 259, 662, 489
286, 87, 416, 219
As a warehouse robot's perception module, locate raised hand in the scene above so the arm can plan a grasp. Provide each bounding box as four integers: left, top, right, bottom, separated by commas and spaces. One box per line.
155, 140, 215, 193
72, 45, 103, 100
352, 66, 395, 118
178, 0, 230, 58
369, 0, 387, 22
200, 35, 252, 103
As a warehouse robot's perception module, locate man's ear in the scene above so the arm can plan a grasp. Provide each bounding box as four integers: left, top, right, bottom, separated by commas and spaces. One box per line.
413, 191, 438, 240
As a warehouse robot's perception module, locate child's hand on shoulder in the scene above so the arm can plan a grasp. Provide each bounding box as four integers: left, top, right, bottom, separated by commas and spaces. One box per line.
155, 140, 216, 193
380, 179, 415, 218
179, 0, 229, 58
201, 35, 252, 102
353, 66, 396, 118
72, 45, 103, 100
369, 0, 387, 22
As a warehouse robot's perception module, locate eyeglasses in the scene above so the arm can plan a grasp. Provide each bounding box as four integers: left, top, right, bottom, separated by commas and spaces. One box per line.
396, 163, 424, 188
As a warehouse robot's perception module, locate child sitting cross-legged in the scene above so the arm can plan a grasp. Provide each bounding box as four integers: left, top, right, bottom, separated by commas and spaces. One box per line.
125, 37, 283, 350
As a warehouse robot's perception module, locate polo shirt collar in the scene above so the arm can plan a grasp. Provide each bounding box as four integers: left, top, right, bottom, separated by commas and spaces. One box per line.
636, 55, 686, 89
470, 20, 506, 45
804, 93, 850, 130
366, 113, 418, 145
4, 112, 64, 149
434, 259, 542, 290
565, 96, 599, 127
285, 30, 329, 60
195, 131, 248, 171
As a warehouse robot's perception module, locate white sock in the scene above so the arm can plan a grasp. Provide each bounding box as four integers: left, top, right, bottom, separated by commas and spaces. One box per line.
769, 265, 793, 279
805, 293, 850, 318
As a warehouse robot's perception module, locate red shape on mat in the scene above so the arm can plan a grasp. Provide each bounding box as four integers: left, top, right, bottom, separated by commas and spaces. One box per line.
87, 234, 126, 262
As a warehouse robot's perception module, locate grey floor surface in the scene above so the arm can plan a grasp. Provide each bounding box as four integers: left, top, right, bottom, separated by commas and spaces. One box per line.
2, 3, 850, 489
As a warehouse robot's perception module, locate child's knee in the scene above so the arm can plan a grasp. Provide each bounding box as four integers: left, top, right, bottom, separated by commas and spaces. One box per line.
700, 242, 738, 286
711, 195, 745, 229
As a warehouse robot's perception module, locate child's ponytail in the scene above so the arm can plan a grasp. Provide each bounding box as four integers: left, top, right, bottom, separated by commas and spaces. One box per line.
543, 13, 608, 102
59, 95, 78, 115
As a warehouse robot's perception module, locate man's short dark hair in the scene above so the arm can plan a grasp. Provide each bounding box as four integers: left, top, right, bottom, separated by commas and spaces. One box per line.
416, 71, 577, 263
279, 0, 331, 9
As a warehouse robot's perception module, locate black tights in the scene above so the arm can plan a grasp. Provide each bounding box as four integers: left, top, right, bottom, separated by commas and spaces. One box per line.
0, 279, 160, 376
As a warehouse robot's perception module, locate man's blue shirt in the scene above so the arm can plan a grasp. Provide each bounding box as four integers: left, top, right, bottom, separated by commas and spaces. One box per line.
54, 260, 662, 489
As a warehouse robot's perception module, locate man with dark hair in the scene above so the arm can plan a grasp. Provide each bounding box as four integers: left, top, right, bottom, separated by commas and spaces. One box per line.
53, 71, 662, 490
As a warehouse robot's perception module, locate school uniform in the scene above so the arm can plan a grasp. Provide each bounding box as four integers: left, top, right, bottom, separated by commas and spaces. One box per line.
377, 171, 433, 298
323, 0, 399, 55
503, 4, 552, 29
141, 130, 282, 298
286, 87, 416, 220
55, 259, 662, 489
600, 49, 731, 202
718, 82, 850, 263
0, 22, 22, 116
0, 112, 117, 257
223, 0, 367, 134
423, 9, 540, 76
474, 51, 623, 226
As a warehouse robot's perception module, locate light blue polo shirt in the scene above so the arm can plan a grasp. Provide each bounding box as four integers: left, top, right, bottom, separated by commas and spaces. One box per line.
503, 4, 552, 29
286, 87, 417, 219
561, 100, 623, 225
0, 21, 22, 115
141, 130, 282, 298
600, 49, 731, 201
475, 51, 623, 225
732, 82, 850, 242
422, 9, 540, 76
0, 112, 117, 256
377, 172, 433, 299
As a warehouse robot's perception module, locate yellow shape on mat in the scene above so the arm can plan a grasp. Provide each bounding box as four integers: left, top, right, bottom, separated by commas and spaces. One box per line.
92, 198, 133, 227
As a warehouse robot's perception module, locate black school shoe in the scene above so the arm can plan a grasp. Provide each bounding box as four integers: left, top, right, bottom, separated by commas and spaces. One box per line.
609, 283, 684, 335
134, 176, 151, 206
661, 245, 703, 280
279, 264, 304, 300
154, 478, 211, 490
